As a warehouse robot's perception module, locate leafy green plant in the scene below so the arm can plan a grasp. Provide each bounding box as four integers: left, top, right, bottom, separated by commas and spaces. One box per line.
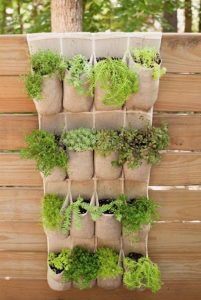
66, 54, 92, 95
131, 47, 166, 80
42, 194, 64, 230
95, 129, 119, 157
97, 247, 123, 279
123, 256, 162, 292
113, 195, 159, 235
24, 50, 67, 100
89, 57, 139, 107
114, 124, 169, 168
48, 248, 71, 273
62, 128, 97, 152
63, 246, 99, 289
21, 130, 68, 176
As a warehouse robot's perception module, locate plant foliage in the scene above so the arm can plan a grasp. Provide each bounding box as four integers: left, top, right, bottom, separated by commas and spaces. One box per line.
95, 129, 119, 157
42, 194, 64, 230
48, 248, 71, 272
89, 58, 139, 107
21, 130, 68, 176
62, 128, 97, 152
24, 73, 43, 100
131, 47, 166, 80
123, 256, 162, 292
97, 247, 123, 279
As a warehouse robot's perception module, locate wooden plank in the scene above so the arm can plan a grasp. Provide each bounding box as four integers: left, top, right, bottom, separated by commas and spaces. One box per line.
1, 280, 201, 300
0, 115, 38, 150
0, 222, 46, 252
0, 188, 42, 222
0, 154, 42, 186
150, 188, 201, 221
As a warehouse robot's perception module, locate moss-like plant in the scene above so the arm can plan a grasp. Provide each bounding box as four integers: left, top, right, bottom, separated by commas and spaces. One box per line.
42, 194, 64, 230
97, 247, 123, 279
113, 195, 159, 235
131, 47, 166, 80
21, 130, 68, 176
89, 57, 139, 107
114, 124, 169, 168
48, 248, 71, 274
123, 256, 162, 292
24, 50, 67, 100
66, 54, 92, 95
95, 129, 119, 157
63, 246, 99, 289
62, 128, 97, 152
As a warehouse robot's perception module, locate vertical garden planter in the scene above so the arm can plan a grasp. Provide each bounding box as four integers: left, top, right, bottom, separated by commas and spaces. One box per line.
47, 265, 71, 291
94, 81, 121, 111
95, 152, 122, 180
68, 150, 94, 180
123, 161, 151, 182
41, 167, 67, 182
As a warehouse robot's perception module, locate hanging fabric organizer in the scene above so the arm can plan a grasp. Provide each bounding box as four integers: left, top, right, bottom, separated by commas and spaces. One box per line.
26, 32, 162, 291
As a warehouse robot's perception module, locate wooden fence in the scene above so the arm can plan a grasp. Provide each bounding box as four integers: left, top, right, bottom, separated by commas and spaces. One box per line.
0, 33, 201, 300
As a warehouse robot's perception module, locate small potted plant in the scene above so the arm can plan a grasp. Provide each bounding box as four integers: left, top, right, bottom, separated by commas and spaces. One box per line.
97, 247, 123, 289
21, 130, 68, 182
123, 253, 162, 293
64, 246, 99, 289
126, 47, 166, 111
90, 57, 139, 111
96, 197, 121, 240
63, 54, 94, 112
24, 50, 67, 115
62, 128, 96, 180
47, 248, 72, 291
95, 129, 122, 179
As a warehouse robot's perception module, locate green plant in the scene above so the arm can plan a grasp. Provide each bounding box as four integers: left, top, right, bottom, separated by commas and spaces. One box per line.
67, 54, 92, 95
113, 195, 159, 235
97, 247, 123, 279
123, 256, 162, 292
95, 129, 119, 157
62, 128, 97, 152
42, 194, 64, 230
114, 124, 169, 168
131, 47, 166, 80
24, 50, 67, 100
89, 57, 139, 107
63, 246, 99, 289
21, 130, 68, 176
48, 248, 71, 273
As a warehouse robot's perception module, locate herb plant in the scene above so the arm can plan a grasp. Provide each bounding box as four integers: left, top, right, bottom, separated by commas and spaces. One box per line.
63, 246, 99, 289
131, 47, 166, 80
24, 50, 67, 100
67, 54, 92, 95
48, 248, 71, 273
97, 247, 123, 279
123, 256, 162, 292
21, 130, 68, 176
95, 129, 119, 157
62, 128, 97, 152
89, 57, 139, 107
42, 194, 64, 230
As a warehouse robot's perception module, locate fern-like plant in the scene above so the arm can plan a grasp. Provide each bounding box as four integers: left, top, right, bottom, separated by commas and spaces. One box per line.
48, 248, 71, 274
131, 47, 166, 80
123, 256, 162, 292
66, 54, 92, 95
24, 50, 67, 100
97, 247, 123, 279
95, 129, 119, 157
62, 128, 97, 152
20, 130, 68, 176
89, 57, 139, 107
42, 194, 64, 230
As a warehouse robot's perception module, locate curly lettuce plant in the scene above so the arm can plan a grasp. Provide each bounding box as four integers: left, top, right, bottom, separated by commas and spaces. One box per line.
48, 248, 71, 274
123, 256, 162, 292
89, 57, 139, 107
95, 129, 119, 157
66, 54, 92, 95
62, 128, 97, 152
42, 194, 64, 230
24, 50, 67, 100
131, 47, 166, 80
97, 247, 123, 280
21, 130, 68, 176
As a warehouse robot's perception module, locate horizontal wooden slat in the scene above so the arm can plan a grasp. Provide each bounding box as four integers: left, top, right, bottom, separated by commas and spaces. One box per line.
150, 188, 201, 221
1, 280, 201, 300
1, 114, 201, 151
